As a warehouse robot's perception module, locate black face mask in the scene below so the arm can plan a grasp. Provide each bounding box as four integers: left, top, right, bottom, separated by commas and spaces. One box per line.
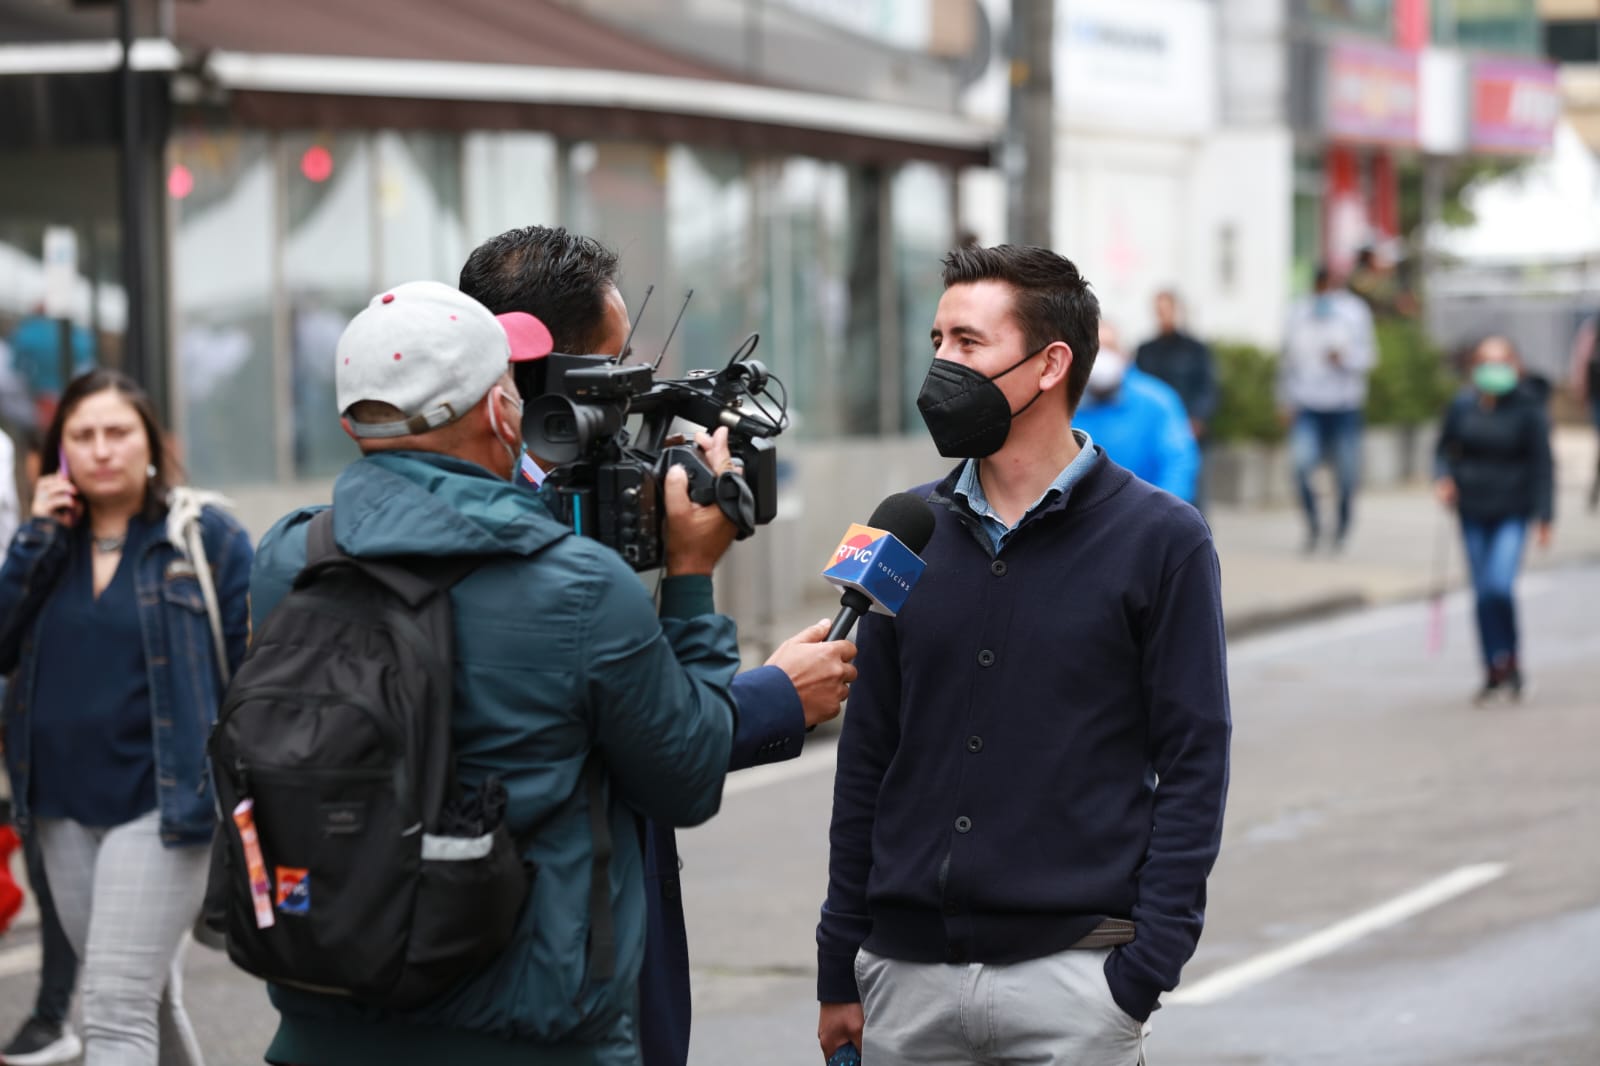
915, 346, 1048, 458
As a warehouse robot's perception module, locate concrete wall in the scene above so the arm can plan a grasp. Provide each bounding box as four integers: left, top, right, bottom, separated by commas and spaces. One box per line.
1205, 422, 1440, 508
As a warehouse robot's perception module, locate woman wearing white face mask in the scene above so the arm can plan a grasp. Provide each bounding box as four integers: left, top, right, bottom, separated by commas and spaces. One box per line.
1433, 336, 1555, 703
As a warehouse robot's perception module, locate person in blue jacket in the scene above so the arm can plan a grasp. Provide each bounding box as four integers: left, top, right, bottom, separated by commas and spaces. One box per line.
1073, 321, 1200, 503
459, 227, 859, 1066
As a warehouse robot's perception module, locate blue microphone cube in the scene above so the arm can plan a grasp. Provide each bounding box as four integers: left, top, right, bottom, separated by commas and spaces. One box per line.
823, 524, 927, 617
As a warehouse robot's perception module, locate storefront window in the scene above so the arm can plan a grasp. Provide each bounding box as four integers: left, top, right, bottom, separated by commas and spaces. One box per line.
463, 132, 558, 248
564, 141, 670, 357
0, 149, 120, 430
758, 158, 855, 438
1437, 1, 1541, 55
893, 163, 954, 433
1301, 0, 1393, 39
1291, 151, 1324, 295
666, 146, 752, 379
283, 132, 372, 479
376, 131, 465, 288
170, 132, 277, 487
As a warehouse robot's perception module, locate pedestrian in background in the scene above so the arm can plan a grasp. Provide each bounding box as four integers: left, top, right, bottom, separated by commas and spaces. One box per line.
1136, 290, 1218, 509
1434, 336, 1554, 703
1279, 266, 1378, 553
0, 370, 252, 1065
1076, 321, 1199, 504
1568, 310, 1600, 512
0, 411, 88, 1066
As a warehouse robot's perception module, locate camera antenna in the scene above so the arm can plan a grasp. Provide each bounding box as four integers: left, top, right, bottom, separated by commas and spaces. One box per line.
654, 290, 693, 371
613, 284, 653, 365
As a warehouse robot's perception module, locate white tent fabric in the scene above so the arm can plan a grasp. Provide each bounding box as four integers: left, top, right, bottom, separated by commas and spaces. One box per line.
1431, 121, 1600, 266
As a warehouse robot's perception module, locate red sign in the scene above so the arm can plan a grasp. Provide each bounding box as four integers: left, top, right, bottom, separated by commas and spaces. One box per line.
1327, 43, 1418, 146
1472, 59, 1560, 154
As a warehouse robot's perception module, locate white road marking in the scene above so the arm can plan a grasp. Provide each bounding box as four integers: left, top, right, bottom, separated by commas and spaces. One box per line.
724, 739, 838, 797
1168, 862, 1509, 1006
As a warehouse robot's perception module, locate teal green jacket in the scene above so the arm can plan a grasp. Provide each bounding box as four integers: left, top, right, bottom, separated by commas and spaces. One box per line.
250, 451, 737, 1066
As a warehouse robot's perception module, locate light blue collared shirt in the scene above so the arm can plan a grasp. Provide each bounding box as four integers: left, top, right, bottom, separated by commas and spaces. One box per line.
952, 429, 1100, 552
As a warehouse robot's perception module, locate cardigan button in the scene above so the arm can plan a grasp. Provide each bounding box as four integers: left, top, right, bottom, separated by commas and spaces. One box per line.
990, 560, 1007, 576
977, 649, 996, 667
966, 735, 984, 753
954, 816, 972, 833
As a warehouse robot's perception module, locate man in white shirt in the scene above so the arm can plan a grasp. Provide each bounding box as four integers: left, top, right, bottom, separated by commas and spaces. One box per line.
1279, 267, 1378, 552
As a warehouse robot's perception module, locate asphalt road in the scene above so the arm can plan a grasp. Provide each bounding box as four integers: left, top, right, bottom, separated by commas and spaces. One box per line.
2, 565, 1597, 1065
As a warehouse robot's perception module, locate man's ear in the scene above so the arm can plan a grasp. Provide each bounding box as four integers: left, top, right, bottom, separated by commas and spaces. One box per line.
340, 416, 358, 442
1041, 342, 1073, 392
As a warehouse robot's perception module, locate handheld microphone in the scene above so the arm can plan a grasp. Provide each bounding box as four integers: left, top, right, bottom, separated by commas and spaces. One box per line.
822, 493, 936, 642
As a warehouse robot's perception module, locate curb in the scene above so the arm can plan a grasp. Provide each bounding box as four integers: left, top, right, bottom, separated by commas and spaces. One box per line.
1224, 591, 1370, 641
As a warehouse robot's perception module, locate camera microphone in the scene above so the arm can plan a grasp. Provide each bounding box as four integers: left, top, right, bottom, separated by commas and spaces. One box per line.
822, 493, 936, 643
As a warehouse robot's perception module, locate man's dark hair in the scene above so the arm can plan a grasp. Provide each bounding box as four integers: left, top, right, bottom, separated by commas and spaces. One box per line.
941, 244, 1101, 412
459, 226, 621, 397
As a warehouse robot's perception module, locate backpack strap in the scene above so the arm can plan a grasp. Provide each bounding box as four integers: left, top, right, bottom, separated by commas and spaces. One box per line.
583, 754, 616, 981
300, 510, 480, 602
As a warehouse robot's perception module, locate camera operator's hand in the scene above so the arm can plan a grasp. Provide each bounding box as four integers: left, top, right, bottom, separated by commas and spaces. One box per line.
663, 428, 738, 577
766, 620, 857, 730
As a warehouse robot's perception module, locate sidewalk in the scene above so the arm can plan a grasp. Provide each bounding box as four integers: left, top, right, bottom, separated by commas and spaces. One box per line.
744, 427, 1600, 661
1208, 425, 1600, 637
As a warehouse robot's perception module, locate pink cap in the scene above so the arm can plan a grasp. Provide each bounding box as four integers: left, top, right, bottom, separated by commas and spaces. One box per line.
498, 312, 554, 363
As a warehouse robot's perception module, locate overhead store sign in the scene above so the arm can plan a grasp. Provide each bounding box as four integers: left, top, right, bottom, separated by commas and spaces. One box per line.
1471, 58, 1560, 154
1056, 0, 1217, 137
1327, 42, 1419, 146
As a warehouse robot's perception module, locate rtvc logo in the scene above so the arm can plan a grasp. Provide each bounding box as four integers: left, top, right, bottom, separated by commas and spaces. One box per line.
834, 534, 875, 565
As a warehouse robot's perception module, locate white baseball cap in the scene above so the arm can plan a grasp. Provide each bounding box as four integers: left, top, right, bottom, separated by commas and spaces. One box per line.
335, 280, 554, 440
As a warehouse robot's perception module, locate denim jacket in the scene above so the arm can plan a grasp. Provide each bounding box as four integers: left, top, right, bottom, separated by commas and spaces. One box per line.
0, 494, 252, 845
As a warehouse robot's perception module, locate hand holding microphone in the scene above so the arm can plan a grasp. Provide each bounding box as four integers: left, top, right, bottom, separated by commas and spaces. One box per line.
765, 619, 858, 730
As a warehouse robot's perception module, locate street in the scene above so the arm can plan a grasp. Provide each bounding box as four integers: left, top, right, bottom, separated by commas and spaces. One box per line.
2, 563, 1598, 1065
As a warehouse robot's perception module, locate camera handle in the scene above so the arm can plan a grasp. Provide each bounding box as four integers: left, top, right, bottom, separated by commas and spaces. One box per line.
658, 446, 757, 540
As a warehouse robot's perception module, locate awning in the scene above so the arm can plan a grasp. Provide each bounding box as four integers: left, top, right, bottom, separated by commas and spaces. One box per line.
0, 0, 994, 167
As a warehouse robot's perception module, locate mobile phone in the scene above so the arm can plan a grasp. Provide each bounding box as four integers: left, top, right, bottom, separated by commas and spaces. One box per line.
825, 1044, 861, 1066
53, 446, 76, 520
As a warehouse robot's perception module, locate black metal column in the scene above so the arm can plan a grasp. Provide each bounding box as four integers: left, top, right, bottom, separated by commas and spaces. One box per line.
117, 0, 146, 385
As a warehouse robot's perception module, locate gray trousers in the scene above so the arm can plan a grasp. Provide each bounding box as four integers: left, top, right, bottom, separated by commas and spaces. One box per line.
856, 946, 1147, 1066
36, 810, 209, 1066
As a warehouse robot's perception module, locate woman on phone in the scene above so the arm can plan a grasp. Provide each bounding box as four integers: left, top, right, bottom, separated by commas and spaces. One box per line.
1434, 336, 1555, 703
0, 370, 252, 1065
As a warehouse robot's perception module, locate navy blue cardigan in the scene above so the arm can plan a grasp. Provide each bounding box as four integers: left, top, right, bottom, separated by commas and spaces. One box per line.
817, 452, 1230, 1023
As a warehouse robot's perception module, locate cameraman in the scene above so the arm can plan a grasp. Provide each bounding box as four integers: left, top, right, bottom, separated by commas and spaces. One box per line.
250, 283, 741, 1065
461, 226, 857, 1066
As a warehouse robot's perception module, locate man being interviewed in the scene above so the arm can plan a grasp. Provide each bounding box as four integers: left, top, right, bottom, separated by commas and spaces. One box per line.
817, 245, 1231, 1065
249, 282, 741, 1066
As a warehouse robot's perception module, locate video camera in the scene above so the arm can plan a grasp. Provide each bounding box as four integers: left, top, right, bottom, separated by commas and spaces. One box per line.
522, 292, 788, 571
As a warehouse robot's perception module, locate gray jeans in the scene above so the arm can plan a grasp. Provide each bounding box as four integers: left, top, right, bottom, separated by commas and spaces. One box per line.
856, 946, 1147, 1066
36, 809, 209, 1066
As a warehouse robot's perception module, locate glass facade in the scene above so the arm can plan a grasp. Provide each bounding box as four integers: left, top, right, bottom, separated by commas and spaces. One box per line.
0, 149, 124, 432
1435, 0, 1541, 55
171, 132, 277, 486
893, 163, 954, 433
165, 127, 955, 488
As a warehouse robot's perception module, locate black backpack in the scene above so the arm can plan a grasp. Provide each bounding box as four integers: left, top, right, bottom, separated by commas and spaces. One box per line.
206, 510, 615, 1008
